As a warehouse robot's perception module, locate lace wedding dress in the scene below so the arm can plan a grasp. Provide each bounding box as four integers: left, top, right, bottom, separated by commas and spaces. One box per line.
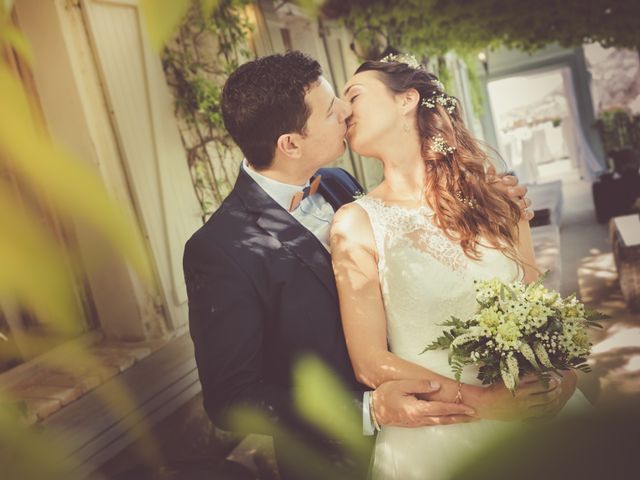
354, 196, 593, 480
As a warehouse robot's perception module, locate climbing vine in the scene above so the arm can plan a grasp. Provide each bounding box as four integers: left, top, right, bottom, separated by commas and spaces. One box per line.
162, 0, 253, 219
322, 0, 640, 55
324, 0, 487, 118
321, 0, 640, 120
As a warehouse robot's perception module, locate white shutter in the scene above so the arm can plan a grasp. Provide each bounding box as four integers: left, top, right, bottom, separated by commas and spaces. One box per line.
81, 0, 202, 329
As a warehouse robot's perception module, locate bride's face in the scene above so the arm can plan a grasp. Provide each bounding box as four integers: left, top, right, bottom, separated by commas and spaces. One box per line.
342, 71, 404, 157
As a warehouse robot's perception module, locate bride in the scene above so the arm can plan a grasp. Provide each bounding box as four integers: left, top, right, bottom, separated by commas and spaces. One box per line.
330, 56, 592, 479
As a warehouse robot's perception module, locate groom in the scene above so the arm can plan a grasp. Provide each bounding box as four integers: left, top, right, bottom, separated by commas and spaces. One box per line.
183, 51, 533, 478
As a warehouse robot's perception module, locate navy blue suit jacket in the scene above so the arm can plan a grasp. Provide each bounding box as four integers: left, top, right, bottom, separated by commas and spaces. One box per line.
183, 166, 366, 440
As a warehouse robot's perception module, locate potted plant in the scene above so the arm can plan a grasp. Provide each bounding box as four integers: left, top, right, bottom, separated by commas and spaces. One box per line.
592, 108, 640, 223
594, 107, 640, 175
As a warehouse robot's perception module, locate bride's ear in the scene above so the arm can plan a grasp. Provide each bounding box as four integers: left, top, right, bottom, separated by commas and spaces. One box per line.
276, 133, 303, 159
399, 88, 420, 114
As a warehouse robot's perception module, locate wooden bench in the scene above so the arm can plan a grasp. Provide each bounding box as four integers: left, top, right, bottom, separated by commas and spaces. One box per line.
611, 214, 640, 312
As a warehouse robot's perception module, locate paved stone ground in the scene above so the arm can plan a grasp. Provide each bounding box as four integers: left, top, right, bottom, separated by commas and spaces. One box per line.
557, 176, 640, 406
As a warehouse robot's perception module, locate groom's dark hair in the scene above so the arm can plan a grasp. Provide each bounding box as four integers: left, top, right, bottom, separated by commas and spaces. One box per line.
221, 51, 322, 169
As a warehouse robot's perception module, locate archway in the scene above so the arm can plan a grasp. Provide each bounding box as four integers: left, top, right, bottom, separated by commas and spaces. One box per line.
480, 46, 606, 183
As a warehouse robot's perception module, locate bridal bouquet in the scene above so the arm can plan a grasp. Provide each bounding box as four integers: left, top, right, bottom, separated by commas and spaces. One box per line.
422, 275, 606, 394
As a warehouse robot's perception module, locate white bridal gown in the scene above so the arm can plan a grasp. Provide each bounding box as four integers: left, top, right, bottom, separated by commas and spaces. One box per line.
354, 196, 592, 480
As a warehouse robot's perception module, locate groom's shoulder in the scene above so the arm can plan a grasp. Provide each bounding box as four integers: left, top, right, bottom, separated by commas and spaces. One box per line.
317, 167, 359, 187
184, 192, 248, 257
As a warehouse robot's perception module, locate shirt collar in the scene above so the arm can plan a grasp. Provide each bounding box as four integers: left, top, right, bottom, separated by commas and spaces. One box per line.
242, 159, 310, 211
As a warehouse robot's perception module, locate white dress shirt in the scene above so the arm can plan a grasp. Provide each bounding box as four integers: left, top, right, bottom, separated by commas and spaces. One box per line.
242, 159, 335, 250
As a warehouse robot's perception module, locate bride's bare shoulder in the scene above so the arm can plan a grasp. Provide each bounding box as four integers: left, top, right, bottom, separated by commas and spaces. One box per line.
331, 201, 370, 236
330, 200, 376, 251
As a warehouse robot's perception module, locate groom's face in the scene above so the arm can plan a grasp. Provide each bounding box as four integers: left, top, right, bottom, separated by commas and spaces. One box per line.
298, 76, 352, 170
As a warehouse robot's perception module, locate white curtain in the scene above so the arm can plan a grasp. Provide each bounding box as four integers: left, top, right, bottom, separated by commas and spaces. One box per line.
561, 67, 605, 181
531, 129, 554, 164
516, 137, 541, 183
504, 127, 543, 183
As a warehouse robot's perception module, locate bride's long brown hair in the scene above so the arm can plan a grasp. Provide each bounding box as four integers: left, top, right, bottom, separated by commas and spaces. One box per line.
356, 60, 523, 267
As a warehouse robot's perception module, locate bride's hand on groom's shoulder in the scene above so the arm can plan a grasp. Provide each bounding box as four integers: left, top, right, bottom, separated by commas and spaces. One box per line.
372, 379, 477, 428
486, 165, 534, 221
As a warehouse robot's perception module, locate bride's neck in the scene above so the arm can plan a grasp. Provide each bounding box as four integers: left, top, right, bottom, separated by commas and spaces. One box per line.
378, 139, 427, 203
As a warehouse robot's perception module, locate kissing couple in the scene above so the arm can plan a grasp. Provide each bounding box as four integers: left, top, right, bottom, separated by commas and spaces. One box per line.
184, 51, 590, 480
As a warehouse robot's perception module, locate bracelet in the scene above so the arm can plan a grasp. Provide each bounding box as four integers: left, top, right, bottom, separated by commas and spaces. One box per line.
369, 391, 382, 432
454, 382, 463, 404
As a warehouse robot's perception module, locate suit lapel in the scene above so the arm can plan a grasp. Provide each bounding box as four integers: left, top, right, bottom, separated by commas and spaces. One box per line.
234, 168, 338, 302
256, 209, 337, 302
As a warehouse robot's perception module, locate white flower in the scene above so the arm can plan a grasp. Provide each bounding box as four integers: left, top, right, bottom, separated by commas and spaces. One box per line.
421, 94, 457, 114
495, 321, 522, 351
524, 303, 553, 333
525, 283, 549, 303
431, 134, 456, 155
560, 296, 586, 319
474, 306, 501, 335
475, 278, 503, 304
452, 333, 480, 347
501, 299, 530, 323
542, 291, 561, 307
559, 319, 590, 358
381, 53, 422, 69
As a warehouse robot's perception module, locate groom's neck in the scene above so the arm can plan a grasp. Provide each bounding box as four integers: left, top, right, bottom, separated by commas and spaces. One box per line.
251, 159, 319, 187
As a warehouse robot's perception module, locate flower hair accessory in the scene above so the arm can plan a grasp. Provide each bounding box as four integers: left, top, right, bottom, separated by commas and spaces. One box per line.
456, 190, 478, 209
380, 53, 423, 70
380, 53, 456, 114
422, 90, 457, 114
431, 134, 456, 155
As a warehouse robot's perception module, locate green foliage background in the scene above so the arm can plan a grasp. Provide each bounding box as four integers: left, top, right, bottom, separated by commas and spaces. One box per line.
161, 0, 254, 218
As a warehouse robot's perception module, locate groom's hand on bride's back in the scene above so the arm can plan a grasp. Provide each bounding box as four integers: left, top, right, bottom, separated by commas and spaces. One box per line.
486, 165, 534, 221
372, 379, 477, 427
